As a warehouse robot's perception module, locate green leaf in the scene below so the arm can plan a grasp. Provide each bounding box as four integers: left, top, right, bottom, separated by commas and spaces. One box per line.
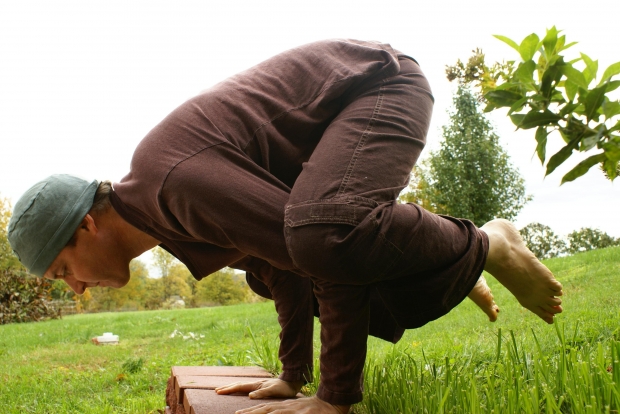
581, 53, 598, 85
535, 126, 548, 163
602, 158, 618, 180
510, 113, 526, 127
483, 102, 497, 113
599, 61, 620, 85
546, 136, 580, 176
606, 80, 620, 93
565, 80, 578, 102
542, 26, 558, 55
484, 90, 523, 108
520, 110, 563, 129
580, 133, 601, 152
560, 41, 578, 52
563, 65, 588, 89
561, 153, 607, 184
603, 100, 620, 119
579, 124, 607, 151
541, 58, 566, 99
519, 33, 540, 61
559, 102, 580, 117
514, 60, 536, 84
602, 138, 620, 160
508, 96, 528, 115
493, 35, 520, 54
560, 116, 588, 143
580, 84, 608, 122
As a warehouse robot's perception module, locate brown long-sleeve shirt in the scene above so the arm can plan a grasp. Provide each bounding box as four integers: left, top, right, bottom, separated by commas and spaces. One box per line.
110, 39, 486, 405
112, 40, 412, 402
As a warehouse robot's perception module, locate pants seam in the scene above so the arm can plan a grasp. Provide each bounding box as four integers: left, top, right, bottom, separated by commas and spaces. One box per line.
336, 84, 386, 196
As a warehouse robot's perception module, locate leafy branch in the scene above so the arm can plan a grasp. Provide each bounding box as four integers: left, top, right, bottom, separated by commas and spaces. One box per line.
446, 27, 620, 183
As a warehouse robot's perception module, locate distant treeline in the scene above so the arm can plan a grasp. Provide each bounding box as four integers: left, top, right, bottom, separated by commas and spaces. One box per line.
50, 258, 264, 314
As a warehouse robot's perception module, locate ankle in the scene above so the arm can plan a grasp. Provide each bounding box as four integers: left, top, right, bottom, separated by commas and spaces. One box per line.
482, 229, 510, 275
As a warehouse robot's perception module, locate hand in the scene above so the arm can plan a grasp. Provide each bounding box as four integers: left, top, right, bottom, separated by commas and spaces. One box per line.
215, 378, 303, 399
234, 395, 351, 414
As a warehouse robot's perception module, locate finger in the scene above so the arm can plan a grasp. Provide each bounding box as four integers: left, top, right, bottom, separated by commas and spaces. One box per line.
249, 388, 273, 399
250, 386, 290, 399
236, 404, 269, 414
216, 381, 262, 395
236, 402, 288, 414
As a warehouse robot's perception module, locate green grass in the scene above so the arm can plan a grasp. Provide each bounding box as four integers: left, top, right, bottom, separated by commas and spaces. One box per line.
1, 247, 619, 413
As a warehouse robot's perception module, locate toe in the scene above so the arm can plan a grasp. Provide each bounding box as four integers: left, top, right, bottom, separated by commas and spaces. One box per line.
536, 307, 556, 323
540, 303, 562, 314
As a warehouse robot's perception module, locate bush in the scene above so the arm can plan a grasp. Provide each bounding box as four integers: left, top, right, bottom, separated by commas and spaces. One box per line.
567, 228, 620, 254
519, 223, 567, 260
0, 269, 61, 324
195, 270, 250, 306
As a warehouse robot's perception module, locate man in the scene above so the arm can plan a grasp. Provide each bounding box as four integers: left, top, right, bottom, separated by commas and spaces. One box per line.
8, 40, 562, 414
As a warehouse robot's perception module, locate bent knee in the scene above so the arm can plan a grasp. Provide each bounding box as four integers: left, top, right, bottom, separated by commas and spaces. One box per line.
284, 197, 402, 284
285, 223, 354, 281
285, 221, 401, 285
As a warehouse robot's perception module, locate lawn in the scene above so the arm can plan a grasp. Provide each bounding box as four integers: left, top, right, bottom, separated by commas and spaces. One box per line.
1, 247, 619, 413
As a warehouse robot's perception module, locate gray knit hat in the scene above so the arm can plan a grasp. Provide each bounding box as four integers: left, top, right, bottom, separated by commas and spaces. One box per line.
8, 174, 98, 277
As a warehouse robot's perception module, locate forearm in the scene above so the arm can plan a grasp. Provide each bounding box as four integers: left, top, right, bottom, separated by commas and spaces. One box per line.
270, 269, 315, 383
238, 256, 315, 383
313, 279, 370, 406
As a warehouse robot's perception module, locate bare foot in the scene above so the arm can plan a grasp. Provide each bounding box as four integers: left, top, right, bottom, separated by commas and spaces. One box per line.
481, 219, 563, 324
468, 275, 500, 322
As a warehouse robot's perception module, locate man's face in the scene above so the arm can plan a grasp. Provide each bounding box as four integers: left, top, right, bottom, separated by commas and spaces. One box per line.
42, 214, 130, 294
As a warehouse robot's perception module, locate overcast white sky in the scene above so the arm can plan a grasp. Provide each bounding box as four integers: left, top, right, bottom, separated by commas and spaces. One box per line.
1, 0, 619, 240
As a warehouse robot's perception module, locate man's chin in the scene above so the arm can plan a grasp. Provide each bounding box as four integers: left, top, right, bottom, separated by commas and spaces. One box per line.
99, 277, 130, 289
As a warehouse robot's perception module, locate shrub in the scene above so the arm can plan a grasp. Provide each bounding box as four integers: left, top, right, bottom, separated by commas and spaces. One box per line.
0, 269, 61, 324
519, 222, 567, 260
567, 228, 620, 254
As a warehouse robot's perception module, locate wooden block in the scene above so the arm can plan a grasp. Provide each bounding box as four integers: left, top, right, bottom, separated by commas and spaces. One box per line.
171, 366, 271, 378
175, 376, 267, 405
167, 366, 274, 413
184, 389, 302, 414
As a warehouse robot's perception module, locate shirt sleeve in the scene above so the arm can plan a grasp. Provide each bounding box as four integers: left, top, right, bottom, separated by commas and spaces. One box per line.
232, 256, 314, 383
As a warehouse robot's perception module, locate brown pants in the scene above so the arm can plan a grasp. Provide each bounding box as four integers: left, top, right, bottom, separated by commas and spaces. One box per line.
282, 58, 488, 403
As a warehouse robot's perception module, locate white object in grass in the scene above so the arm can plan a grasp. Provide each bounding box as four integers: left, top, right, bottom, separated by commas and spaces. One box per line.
94, 332, 119, 344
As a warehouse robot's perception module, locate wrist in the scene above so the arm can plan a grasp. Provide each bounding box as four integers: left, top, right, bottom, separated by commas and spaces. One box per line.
284, 379, 304, 393
332, 404, 351, 414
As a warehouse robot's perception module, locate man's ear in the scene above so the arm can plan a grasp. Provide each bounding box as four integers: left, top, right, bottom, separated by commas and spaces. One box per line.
80, 214, 98, 234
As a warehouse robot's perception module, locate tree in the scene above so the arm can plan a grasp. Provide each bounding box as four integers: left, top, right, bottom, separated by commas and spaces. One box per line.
519, 223, 567, 260
0, 268, 61, 324
567, 228, 619, 254
399, 164, 439, 213
165, 263, 192, 300
152, 246, 189, 300
0, 197, 61, 324
0, 196, 21, 271
447, 27, 620, 183
86, 259, 153, 311
194, 269, 250, 306
416, 85, 530, 226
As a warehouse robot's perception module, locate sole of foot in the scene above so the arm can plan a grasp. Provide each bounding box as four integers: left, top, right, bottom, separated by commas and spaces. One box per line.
481, 219, 563, 324
468, 275, 500, 322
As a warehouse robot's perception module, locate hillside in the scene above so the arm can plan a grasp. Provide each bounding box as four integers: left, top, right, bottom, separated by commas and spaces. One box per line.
0, 246, 618, 413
